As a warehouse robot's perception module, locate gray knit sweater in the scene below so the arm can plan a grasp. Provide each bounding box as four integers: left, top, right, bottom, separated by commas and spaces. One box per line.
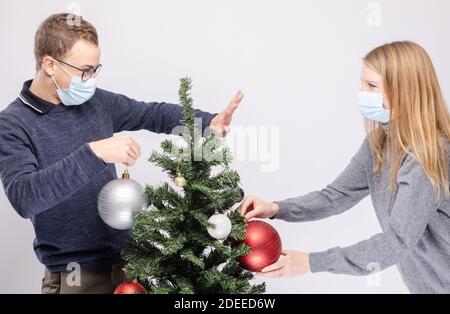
274, 135, 450, 294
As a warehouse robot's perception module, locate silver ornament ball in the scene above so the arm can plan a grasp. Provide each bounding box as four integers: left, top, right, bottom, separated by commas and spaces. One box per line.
97, 170, 147, 230
207, 213, 232, 240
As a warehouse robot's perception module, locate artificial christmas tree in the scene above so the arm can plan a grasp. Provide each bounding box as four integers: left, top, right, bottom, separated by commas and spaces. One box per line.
121, 77, 266, 294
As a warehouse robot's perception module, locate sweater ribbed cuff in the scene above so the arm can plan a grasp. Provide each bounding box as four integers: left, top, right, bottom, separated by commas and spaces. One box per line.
309, 250, 336, 273
199, 112, 219, 134
271, 200, 291, 220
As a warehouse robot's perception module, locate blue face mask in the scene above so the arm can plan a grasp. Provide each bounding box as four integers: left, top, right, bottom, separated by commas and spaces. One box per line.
358, 91, 390, 123
52, 62, 96, 106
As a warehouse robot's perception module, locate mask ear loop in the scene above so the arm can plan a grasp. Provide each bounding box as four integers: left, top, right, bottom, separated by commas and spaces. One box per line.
51, 75, 62, 91
51, 60, 73, 92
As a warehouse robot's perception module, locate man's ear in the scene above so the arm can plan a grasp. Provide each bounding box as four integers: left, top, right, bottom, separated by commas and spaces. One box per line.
41, 56, 56, 77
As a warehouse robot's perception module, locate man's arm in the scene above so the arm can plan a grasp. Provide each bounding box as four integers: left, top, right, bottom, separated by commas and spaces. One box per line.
0, 115, 108, 219
96, 89, 217, 135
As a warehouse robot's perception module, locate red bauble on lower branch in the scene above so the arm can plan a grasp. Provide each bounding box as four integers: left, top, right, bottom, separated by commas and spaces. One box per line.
114, 279, 147, 294
237, 220, 282, 272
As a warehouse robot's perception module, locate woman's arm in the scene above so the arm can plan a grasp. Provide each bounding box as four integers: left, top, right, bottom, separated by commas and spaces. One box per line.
308, 155, 441, 275
273, 138, 371, 222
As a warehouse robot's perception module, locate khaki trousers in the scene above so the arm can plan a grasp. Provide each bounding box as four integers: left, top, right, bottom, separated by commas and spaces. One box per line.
41, 262, 128, 294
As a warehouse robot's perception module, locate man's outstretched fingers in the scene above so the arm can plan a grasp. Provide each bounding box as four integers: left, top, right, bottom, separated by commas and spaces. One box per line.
225, 90, 244, 116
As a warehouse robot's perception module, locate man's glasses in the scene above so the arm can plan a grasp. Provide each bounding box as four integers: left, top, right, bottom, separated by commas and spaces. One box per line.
55, 58, 102, 82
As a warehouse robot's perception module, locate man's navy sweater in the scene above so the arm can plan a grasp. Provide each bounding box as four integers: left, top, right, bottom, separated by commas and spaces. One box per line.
0, 80, 217, 272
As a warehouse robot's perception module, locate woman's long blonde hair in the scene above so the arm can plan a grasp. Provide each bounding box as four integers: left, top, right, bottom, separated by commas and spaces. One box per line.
364, 41, 450, 198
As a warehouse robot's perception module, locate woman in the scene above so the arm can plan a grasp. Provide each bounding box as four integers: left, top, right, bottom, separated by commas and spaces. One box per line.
240, 41, 450, 294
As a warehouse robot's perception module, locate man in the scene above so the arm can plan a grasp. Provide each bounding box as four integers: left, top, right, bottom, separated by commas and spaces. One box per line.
0, 13, 243, 293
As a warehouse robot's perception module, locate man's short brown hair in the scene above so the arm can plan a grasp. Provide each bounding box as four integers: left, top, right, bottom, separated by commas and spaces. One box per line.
34, 13, 98, 71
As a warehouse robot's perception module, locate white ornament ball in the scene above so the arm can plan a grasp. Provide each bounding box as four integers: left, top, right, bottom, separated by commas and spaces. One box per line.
207, 214, 232, 239
97, 175, 147, 230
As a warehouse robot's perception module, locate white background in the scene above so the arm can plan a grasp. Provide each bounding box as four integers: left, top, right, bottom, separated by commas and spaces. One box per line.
0, 0, 449, 293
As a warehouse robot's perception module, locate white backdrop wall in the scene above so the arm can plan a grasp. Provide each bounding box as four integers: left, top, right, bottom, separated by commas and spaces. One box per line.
1, 0, 449, 293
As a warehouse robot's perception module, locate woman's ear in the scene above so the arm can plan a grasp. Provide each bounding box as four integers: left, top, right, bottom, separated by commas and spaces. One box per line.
41, 56, 56, 77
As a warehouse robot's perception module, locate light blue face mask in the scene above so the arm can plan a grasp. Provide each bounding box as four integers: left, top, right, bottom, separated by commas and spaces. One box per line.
358, 90, 390, 123
52, 62, 96, 106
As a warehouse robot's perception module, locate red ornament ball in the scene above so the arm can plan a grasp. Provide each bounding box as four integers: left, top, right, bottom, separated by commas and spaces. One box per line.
114, 279, 146, 294
237, 220, 282, 272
